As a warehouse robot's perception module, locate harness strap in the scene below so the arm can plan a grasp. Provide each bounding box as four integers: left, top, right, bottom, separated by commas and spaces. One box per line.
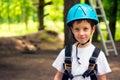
82, 47, 100, 80
63, 46, 100, 80
64, 45, 72, 70
63, 45, 73, 80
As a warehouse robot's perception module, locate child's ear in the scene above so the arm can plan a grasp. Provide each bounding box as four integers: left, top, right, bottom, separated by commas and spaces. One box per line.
92, 25, 96, 34
70, 27, 73, 33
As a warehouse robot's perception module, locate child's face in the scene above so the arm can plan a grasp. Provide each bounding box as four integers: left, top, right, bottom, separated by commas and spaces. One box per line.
71, 20, 95, 44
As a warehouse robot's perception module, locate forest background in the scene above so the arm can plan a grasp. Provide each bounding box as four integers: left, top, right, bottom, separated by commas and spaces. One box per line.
0, 0, 120, 42
0, 0, 120, 80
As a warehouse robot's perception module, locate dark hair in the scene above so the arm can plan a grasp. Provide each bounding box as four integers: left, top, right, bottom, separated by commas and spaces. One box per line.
68, 19, 96, 28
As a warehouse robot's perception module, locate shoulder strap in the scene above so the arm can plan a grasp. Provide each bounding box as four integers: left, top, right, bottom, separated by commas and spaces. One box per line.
91, 47, 100, 58
82, 47, 101, 79
65, 45, 72, 57
65, 45, 72, 64
62, 45, 73, 80
89, 47, 100, 64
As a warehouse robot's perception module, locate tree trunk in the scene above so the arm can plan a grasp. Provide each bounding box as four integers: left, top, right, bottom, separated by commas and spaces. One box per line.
38, 0, 44, 30
108, 0, 117, 40
64, 0, 80, 46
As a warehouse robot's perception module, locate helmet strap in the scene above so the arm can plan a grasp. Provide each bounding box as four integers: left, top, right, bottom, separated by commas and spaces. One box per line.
79, 39, 90, 45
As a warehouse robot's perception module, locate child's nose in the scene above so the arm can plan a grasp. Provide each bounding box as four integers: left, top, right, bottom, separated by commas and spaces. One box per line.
79, 30, 84, 35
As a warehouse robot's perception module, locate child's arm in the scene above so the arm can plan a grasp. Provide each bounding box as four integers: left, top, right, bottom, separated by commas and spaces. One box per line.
53, 71, 63, 80
97, 74, 106, 80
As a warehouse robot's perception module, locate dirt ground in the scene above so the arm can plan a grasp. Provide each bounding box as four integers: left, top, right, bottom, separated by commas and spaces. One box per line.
0, 31, 120, 80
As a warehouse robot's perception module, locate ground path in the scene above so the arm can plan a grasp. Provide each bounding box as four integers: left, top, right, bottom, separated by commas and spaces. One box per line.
0, 48, 120, 80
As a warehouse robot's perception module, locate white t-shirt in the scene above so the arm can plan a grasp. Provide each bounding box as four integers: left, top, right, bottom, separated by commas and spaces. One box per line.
52, 44, 111, 80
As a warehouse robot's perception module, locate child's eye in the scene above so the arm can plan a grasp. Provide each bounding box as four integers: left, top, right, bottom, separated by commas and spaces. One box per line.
84, 28, 88, 31
74, 28, 79, 31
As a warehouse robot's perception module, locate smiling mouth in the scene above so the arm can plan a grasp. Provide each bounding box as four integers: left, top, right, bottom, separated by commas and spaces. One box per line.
79, 37, 85, 39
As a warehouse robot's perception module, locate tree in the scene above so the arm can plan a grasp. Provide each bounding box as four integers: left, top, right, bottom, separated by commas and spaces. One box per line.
38, 0, 44, 30
103, 0, 118, 40
37, 0, 52, 30
108, 0, 118, 40
64, 0, 80, 46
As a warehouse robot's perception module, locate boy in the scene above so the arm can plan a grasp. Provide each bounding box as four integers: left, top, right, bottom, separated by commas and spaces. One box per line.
52, 3, 111, 80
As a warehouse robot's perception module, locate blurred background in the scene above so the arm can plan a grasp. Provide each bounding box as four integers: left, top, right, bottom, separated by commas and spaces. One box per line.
0, 0, 120, 80
0, 0, 120, 41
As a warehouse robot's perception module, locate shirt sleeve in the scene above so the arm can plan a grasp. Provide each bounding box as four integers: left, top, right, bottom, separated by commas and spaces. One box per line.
96, 51, 112, 75
52, 48, 65, 73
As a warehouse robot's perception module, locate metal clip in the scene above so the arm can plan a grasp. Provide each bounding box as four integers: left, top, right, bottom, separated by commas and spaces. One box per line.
89, 63, 96, 70
64, 63, 71, 70
89, 57, 97, 63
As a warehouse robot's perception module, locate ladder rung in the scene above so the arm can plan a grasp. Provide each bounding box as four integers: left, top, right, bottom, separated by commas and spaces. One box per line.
107, 49, 114, 52
105, 40, 112, 43
97, 14, 104, 17
101, 30, 108, 34
95, 7, 101, 9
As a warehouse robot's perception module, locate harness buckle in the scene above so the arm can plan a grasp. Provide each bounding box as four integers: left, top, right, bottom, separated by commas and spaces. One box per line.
89, 57, 97, 70
89, 57, 97, 63
65, 57, 72, 63
64, 57, 72, 70
89, 63, 96, 70
63, 63, 71, 70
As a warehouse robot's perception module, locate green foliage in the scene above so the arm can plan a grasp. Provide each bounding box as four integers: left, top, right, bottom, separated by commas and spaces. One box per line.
117, 1, 120, 20
0, 22, 38, 37
98, 21, 120, 41
45, 0, 63, 21
40, 33, 47, 41
103, 0, 120, 20
0, 0, 64, 32
0, 0, 36, 23
44, 0, 64, 33
0, 0, 120, 41
40, 32, 58, 43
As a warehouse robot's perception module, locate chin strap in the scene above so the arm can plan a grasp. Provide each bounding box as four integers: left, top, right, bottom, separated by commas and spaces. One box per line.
79, 39, 90, 45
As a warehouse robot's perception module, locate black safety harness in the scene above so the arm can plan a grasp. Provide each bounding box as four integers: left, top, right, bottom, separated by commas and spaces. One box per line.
62, 45, 100, 80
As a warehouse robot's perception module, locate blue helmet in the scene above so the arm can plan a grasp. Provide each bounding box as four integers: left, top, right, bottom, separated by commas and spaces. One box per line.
66, 3, 99, 26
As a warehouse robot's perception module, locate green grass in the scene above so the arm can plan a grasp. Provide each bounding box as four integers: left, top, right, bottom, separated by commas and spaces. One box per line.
0, 21, 38, 37
45, 21, 64, 34
0, 20, 64, 37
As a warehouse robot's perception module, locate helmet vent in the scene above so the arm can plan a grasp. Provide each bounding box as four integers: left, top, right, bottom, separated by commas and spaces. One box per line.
73, 7, 78, 17
79, 6, 86, 16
